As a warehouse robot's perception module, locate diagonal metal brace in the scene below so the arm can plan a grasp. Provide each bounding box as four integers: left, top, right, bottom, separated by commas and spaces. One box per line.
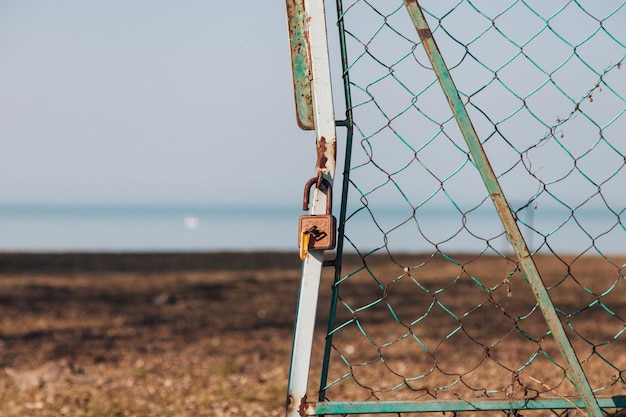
402, 1, 603, 417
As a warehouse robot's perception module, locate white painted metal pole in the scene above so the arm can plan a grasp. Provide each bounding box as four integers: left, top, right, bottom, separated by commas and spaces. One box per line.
286, 0, 336, 415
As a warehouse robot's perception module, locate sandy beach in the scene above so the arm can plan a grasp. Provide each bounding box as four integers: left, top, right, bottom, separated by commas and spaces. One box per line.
0, 252, 625, 416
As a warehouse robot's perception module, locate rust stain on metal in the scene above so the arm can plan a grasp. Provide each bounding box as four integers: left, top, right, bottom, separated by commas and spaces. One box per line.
286, 392, 311, 416
314, 136, 337, 176
285, 0, 297, 22
299, 394, 308, 417
316, 136, 329, 171
417, 27, 432, 39
286, 391, 295, 414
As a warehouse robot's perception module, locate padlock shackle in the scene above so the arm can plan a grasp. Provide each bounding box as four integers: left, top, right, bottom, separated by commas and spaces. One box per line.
302, 177, 332, 212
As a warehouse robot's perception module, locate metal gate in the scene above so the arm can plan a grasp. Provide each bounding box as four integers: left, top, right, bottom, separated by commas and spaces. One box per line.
286, 1, 626, 416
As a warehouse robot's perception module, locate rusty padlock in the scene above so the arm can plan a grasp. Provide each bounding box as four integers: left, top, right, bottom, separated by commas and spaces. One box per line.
298, 177, 336, 254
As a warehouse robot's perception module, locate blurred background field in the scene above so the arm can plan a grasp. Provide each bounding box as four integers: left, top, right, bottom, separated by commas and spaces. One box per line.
1, 252, 625, 416
0, 252, 302, 417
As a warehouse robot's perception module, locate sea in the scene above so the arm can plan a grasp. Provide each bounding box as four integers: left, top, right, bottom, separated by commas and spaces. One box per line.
0, 204, 622, 255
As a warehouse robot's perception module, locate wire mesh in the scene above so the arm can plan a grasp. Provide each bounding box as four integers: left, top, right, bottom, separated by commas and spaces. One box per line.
319, 0, 626, 414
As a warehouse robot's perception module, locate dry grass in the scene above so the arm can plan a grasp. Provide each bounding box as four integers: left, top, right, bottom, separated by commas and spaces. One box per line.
0, 252, 624, 416
0, 253, 300, 417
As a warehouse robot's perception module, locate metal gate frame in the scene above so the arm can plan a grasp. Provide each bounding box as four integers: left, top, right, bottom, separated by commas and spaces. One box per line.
285, 1, 625, 416
285, 0, 338, 416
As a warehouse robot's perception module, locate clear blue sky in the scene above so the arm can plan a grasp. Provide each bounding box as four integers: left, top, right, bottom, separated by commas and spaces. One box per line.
1, 2, 624, 212
0, 1, 313, 206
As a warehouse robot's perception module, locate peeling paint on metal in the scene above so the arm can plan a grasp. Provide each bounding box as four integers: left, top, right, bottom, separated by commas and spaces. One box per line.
287, 391, 310, 416
298, 394, 308, 417
286, 0, 315, 130
286, 392, 295, 414
314, 136, 337, 178
417, 27, 432, 39
316, 136, 328, 171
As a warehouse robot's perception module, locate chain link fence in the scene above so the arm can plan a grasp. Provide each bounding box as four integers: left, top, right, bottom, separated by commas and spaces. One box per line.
316, 1, 626, 414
